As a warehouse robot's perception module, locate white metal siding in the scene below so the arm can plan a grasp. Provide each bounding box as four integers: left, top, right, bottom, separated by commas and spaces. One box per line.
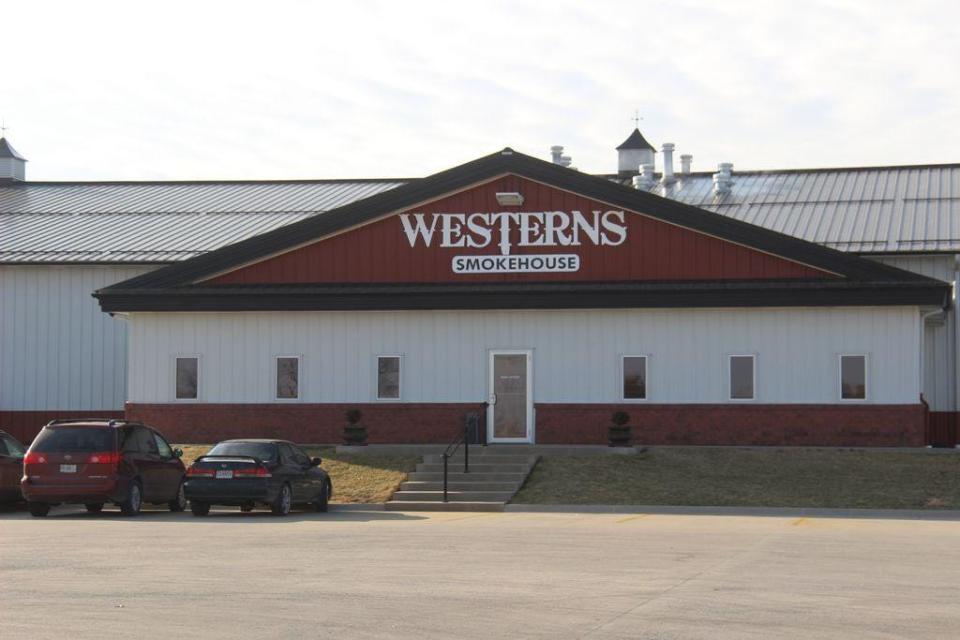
127, 308, 920, 405
0, 265, 156, 410
870, 254, 958, 411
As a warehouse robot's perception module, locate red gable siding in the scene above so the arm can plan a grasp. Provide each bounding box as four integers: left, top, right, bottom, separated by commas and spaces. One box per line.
208, 175, 834, 285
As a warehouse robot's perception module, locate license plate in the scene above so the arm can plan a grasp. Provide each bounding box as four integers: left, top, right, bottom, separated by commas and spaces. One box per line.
215, 470, 233, 479
60, 464, 77, 473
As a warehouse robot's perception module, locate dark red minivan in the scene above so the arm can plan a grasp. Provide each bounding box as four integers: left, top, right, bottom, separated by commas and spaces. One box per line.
21, 419, 186, 517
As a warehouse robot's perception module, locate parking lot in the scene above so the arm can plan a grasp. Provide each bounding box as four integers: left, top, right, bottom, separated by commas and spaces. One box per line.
2, 506, 959, 639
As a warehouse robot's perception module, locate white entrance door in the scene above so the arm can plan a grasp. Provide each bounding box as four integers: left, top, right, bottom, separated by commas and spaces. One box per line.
487, 350, 533, 443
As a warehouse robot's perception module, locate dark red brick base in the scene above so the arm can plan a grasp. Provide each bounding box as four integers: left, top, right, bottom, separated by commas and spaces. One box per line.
118, 402, 928, 447
928, 411, 959, 448
0, 410, 125, 444
125, 403, 473, 444
537, 404, 926, 447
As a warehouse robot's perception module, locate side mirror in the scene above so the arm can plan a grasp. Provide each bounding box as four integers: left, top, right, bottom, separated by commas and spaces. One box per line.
311, 457, 322, 467
173, 448, 183, 459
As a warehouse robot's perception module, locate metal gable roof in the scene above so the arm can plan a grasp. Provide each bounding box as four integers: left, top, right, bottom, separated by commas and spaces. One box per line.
642, 163, 960, 253
1, 161, 958, 265
0, 179, 404, 262
97, 148, 942, 301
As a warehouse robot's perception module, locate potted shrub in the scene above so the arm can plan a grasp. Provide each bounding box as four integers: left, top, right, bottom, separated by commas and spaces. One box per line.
608, 410, 632, 447
342, 408, 367, 446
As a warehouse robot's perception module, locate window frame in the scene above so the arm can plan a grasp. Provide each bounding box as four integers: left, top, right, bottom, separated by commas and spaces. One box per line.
727, 354, 756, 402
274, 354, 302, 402
838, 353, 869, 402
173, 354, 201, 402
375, 354, 403, 401
620, 354, 649, 402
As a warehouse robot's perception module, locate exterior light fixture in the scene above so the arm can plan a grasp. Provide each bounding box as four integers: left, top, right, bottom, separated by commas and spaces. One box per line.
495, 192, 524, 206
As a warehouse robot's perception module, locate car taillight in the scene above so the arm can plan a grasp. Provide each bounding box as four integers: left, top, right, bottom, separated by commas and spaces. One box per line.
24, 452, 46, 465
186, 465, 215, 477
87, 451, 121, 465
234, 466, 272, 478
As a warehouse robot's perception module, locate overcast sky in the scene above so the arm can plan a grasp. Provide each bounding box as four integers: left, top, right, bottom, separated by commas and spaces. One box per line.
3, 0, 959, 181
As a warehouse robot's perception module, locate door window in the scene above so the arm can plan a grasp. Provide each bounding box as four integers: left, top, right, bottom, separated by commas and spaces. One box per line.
492, 353, 528, 439
729, 355, 755, 400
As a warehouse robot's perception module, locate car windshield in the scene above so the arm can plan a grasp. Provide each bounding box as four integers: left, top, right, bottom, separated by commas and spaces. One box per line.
207, 442, 278, 463
31, 427, 114, 453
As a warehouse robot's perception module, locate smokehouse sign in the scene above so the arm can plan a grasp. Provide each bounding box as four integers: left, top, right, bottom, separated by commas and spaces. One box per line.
400, 210, 627, 274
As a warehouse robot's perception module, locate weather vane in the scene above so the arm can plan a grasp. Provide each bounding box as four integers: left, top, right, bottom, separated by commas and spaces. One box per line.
632, 110, 642, 128
0, 118, 8, 138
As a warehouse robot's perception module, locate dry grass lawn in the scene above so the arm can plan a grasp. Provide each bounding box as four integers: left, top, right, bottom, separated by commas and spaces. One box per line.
514, 447, 960, 509
174, 444, 418, 504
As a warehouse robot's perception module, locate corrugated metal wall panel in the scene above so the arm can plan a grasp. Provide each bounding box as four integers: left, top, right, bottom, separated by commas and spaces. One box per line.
0, 265, 156, 411
870, 254, 957, 411
127, 307, 920, 405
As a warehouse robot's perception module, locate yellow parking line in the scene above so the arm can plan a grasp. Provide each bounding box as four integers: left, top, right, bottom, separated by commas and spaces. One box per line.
616, 514, 649, 524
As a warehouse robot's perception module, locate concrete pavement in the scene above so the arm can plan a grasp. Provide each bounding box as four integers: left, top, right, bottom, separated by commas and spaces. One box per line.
1, 504, 958, 639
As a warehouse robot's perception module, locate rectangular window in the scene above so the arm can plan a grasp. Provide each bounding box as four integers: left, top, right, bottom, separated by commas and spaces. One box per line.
276, 356, 300, 400
622, 356, 647, 400
377, 356, 401, 400
729, 355, 755, 400
175, 357, 199, 400
840, 355, 867, 400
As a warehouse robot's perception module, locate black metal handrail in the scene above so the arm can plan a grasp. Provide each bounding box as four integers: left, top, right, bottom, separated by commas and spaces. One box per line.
442, 402, 487, 502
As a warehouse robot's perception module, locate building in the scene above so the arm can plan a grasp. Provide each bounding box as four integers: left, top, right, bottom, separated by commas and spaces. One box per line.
1, 131, 957, 447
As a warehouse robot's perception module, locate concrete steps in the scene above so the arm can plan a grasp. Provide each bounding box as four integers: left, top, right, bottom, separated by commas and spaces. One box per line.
386, 450, 539, 512
384, 501, 505, 512
399, 481, 518, 492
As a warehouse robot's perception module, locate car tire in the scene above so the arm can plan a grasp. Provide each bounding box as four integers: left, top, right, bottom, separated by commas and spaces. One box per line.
271, 484, 292, 516
85, 503, 104, 513
120, 481, 143, 516
315, 480, 330, 513
190, 501, 210, 516
168, 481, 187, 512
28, 502, 50, 517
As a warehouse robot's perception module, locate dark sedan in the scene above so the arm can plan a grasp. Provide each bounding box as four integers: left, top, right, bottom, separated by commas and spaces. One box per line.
184, 439, 332, 516
0, 431, 27, 503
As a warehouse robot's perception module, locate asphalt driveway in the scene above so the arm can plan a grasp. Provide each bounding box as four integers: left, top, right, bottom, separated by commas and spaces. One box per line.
1, 505, 958, 639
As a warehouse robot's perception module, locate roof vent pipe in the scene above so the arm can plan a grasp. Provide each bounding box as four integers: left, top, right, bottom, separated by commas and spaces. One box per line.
713, 162, 734, 196
660, 143, 675, 184
550, 145, 564, 165
680, 154, 692, 176
632, 163, 656, 190
559, 154, 573, 168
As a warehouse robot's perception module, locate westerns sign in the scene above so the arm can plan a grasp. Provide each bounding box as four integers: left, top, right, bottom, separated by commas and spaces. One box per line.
399, 210, 627, 274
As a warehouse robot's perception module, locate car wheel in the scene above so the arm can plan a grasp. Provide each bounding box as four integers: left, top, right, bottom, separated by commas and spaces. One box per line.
28, 502, 50, 517
85, 503, 104, 513
190, 501, 210, 516
168, 481, 187, 512
315, 481, 330, 513
271, 484, 292, 516
120, 481, 142, 516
